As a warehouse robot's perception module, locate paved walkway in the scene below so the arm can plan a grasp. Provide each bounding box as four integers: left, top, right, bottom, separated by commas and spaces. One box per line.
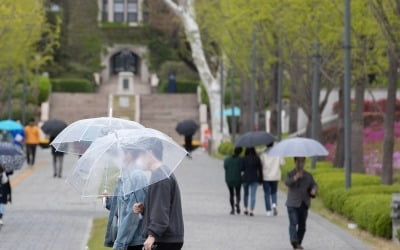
0, 148, 370, 250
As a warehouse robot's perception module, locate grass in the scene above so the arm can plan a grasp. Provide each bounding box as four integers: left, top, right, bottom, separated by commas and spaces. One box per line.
87, 217, 109, 250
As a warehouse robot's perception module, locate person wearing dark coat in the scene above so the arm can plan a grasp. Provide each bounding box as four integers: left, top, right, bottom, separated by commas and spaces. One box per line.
0, 165, 12, 226
50, 135, 64, 178
241, 147, 263, 216
223, 147, 243, 215
285, 157, 318, 250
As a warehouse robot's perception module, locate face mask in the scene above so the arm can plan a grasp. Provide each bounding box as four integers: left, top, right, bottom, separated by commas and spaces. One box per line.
135, 158, 147, 170
296, 161, 305, 169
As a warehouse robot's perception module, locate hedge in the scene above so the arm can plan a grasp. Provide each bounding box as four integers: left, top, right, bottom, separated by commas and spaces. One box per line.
280, 160, 396, 239
218, 141, 234, 156
158, 79, 199, 93
51, 78, 94, 93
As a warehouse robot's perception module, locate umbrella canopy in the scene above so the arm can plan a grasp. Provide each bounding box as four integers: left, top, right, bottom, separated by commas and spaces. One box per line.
223, 106, 240, 117
0, 142, 25, 172
267, 137, 329, 157
41, 119, 68, 137
176, 119, 199, 136
51, 117, 145, 155
235, 131, 275, 148
67, 128, 187, 197
0, 120, 23, 131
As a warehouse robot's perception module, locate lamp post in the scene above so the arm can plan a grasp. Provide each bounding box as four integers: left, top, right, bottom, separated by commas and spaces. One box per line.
344, 0, 352, 188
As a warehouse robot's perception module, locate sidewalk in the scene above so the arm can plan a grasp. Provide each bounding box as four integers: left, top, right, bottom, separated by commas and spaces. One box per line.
0, 148, 370, 250
0, 148, 106, 250
177, 150, 369, 250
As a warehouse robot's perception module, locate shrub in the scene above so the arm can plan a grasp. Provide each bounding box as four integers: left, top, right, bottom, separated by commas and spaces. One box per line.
158, 79, 199, 93
51, 78, 94, 93
218, 141, 234, 156
38, 76, 51, 103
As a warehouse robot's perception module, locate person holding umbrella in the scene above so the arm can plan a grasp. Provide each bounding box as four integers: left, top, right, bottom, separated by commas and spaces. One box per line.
104, 148, 147, 250
42, 119, 68, 178
133, 137, 184, 250
268, 137, 326, 249
223, 147, 243, 215
176, 119, 198, 158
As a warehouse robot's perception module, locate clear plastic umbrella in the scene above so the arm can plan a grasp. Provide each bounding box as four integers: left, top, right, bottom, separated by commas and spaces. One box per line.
66, 128, 187, 198
51, 117, 145, 155
267, 137, 328, 157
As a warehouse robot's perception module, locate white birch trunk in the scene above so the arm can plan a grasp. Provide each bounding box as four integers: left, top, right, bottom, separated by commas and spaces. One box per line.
162, 0, 229, 149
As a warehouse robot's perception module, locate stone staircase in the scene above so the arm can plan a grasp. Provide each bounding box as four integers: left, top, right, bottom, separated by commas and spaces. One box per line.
139, 94, 200, 143
49, 93, 109, 124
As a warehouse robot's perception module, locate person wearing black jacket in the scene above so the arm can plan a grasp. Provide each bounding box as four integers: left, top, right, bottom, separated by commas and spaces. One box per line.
133, 138, 184, 250
0, 165, 12, 226
241, 147, 263, 216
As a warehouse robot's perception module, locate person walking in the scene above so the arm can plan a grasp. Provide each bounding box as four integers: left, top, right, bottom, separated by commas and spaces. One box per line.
285, 157, 317, 250
24, 118, 40, 166
49, 135, 64, 178
223, 147, 242, 215
0, 165, 12, 226
133, 138, 184, 250
241, 147, 263, 216
260, 142, 284, 216
104, 149, 147, 250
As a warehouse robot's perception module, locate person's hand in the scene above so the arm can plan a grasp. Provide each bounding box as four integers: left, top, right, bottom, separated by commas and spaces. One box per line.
294, 170, 303, 180
310, 188, 317, 197
143, 235, 155, 250
133, 203, 144, 214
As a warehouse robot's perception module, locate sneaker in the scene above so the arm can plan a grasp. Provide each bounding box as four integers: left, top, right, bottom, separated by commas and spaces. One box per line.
249, 212, 254, 216
272, 204, 278, 216
0, 219, 3, 225
266, 211, 273, 216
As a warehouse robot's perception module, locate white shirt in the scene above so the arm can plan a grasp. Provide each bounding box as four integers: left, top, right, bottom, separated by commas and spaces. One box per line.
260, 151, 285, 181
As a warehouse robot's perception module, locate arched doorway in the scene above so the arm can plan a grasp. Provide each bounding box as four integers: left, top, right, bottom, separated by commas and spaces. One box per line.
110, 49, 140, 75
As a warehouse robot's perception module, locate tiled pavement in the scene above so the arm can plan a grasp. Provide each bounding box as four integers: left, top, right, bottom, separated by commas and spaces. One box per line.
0, 148, 370, 250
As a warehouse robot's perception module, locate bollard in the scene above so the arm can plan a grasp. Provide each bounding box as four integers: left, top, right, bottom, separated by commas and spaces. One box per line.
391, 193, 400, 244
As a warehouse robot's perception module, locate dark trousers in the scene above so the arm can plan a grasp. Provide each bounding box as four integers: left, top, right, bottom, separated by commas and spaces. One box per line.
287, 202, 308, 246
52, 155, 64, 177
26, 144, 37, 165
263, 181, 278, 211
154, 242, 183, 250
227, 185, 241, 210
127, 246, 143, 250
184, 136, 193, 152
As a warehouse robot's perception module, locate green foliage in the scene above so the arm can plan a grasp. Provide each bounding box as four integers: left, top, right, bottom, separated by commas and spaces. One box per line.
38, 76, 51, 103
158, 79, 199, 93
51, 78, 94, 93
218, 141, 234, 156
159, 61, 198, 81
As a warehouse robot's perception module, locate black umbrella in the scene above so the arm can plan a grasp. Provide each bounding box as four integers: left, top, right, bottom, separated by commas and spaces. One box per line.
235, 131, 275, 148
41, 119, 68, 137
0, 142, 25, 172
176, 119, 199, 136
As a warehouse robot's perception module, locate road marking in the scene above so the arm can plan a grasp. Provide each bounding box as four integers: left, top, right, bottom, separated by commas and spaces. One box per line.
10, 161, 47, 188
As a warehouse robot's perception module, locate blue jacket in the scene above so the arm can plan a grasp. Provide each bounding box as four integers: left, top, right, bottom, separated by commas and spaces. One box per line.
104, 170, 147, 249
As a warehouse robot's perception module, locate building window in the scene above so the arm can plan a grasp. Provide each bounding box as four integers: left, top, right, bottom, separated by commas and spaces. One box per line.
114, 0, 124, 22
123, 79, 129, 90
102, 0, 108, 22
127, 0, 138, 22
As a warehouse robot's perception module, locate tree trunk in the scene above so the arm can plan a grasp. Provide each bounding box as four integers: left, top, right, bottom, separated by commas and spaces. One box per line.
334, 88, 345, 168
269, 62, 278, 134
240, 78, 250, 133
162, 0, 229, 150
381, 53, 398, 184
289, 81, 298, 133
351, 77, 365, 173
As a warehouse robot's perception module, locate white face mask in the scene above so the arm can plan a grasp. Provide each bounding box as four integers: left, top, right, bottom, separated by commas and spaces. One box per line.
135, 157, 147, 170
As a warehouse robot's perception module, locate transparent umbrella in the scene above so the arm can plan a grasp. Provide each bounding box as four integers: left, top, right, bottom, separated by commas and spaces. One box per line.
267, 137, 328, 157
51, 117, 144, 155
67, 128, 187, 198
